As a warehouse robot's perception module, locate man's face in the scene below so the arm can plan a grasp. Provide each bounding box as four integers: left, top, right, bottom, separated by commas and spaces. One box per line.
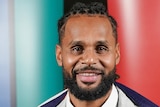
56, 15, 120, 100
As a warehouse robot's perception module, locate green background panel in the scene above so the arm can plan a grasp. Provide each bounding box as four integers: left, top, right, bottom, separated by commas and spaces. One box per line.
15, 0, 63, 107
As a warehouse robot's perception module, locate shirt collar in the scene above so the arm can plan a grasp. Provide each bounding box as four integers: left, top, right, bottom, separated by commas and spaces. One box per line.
102, 84, 118, 107
66, 84, 118, 107
66, 90, 74, 107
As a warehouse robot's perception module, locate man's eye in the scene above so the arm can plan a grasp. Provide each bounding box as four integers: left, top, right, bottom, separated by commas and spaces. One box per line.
71, 46, 83, 54
96, 46, 109, 54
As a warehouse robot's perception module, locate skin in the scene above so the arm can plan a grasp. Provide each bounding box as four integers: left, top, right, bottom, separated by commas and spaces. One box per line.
56, 15, 120, 107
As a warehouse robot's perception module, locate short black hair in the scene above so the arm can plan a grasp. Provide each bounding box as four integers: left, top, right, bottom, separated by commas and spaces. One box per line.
58, 2, 118, 44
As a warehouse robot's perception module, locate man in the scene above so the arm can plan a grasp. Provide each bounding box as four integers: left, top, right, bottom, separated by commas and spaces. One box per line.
39, 2, 158, 107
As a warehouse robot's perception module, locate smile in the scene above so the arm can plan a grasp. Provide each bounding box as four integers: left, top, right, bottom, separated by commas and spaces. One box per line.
76, 72, 102, 83
78, 72, 101, 76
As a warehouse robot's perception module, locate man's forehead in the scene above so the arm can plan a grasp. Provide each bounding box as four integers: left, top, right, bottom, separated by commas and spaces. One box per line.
65, 14, 111, 30
66, 14, 108, 21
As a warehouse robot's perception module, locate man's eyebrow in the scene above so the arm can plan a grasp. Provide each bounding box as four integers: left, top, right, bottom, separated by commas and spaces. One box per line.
96, 41, 109, 45
68, 41, 84, 46
68, 41, 109, 46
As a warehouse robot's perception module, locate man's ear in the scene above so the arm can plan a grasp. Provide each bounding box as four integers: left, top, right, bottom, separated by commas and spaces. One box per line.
115, 43, 120, 65
56, 45, 62, 66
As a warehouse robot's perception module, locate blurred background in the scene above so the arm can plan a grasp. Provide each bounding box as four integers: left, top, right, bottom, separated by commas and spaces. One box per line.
0, 0, 63, 107
0, 0, 159, 107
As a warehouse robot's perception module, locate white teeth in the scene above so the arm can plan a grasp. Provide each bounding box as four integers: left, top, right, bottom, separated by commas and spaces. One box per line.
79, 73, 96, 76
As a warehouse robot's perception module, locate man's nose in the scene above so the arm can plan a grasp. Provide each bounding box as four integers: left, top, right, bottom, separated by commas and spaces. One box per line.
81, 50, 97, 66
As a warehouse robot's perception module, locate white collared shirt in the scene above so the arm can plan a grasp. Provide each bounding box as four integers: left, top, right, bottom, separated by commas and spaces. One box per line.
66, 84, 118, 107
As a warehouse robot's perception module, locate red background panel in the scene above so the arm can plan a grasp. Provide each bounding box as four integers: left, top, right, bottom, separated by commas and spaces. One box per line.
108, 0, 160, 105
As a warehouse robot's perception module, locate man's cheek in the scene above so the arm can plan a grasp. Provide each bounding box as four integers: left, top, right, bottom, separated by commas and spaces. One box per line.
63, 57, 76, 70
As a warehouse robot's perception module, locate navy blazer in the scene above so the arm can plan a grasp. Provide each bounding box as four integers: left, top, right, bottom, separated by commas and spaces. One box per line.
40, 82, 158, 107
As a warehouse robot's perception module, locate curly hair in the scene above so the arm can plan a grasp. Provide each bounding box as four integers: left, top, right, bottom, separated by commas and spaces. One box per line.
58, 2, 118, 44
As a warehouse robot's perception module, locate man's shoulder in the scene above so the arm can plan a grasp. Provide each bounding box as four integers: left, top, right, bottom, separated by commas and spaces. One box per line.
38, 89, 68, 107
115, 82, 158, 107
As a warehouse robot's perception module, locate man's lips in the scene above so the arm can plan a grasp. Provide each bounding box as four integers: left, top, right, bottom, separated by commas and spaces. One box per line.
76, 70, 103, 83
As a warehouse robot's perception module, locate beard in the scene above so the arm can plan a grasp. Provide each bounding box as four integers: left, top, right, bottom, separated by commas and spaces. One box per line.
63, 66, 119, 101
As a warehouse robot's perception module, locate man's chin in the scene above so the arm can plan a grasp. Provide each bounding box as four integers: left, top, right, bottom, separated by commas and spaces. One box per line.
67, 76, 113, 101
76, 81, 102, 91
76, 75, 102, 90
69, 83, 111, 101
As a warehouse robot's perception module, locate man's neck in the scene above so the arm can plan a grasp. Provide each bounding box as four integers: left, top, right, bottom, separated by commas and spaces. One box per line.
69, 87, 112, 107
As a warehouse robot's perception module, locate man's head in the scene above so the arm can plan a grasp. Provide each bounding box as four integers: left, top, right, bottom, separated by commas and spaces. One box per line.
58, 2, 118, 44
56, 2, 120, 101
